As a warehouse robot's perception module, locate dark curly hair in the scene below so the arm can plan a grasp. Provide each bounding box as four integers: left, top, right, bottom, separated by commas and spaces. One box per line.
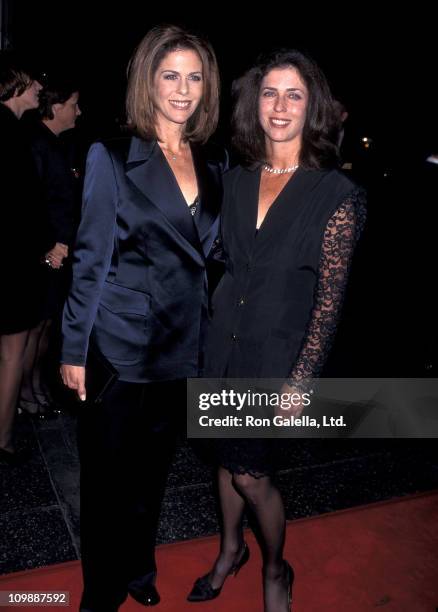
232, 49, 340, 169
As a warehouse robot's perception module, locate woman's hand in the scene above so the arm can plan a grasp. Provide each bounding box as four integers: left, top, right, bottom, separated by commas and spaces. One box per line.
60, 364, 86, 401
276, 382, 306, 418
45, 242, 69, 269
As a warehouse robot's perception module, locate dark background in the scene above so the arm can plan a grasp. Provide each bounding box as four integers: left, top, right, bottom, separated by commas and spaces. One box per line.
3, 2, 437, 377
4, 2, 437, 162
1, 5, 438, 587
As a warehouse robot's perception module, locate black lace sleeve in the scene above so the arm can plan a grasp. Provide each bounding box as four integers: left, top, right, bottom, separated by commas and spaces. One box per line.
290, 188, 366, 382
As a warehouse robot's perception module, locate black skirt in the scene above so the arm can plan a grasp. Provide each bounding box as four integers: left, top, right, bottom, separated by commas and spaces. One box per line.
0, 263, 44, 335
214, 438, 280, 478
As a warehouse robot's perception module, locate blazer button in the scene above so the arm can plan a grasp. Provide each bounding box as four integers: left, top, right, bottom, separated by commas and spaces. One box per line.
231, 333, 238, 341
238, 297, 245, 306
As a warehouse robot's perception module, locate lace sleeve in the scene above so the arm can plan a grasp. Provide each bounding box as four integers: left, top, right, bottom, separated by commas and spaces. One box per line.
290, 188, 366, 382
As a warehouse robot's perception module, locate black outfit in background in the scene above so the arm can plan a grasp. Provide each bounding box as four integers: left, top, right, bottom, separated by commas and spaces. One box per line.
205, 165, 366, 476
61, 136, 226, 610
0, 104, 44, 334
366, 155, 438, 378
406, 157, 438, 374
29, 121, 79, 318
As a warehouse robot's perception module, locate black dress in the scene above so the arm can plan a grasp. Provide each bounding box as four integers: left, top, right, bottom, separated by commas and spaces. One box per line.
204, 165, 366, 476
0, 104, 44, 334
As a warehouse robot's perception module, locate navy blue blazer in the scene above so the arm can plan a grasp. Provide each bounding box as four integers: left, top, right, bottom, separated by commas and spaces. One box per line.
61, 136, 226, 382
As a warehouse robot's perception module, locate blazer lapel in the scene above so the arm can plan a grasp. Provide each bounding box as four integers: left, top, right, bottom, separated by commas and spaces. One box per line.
191, 143, 222, 256
126, 137, 201, 252
231, 167, 260, 257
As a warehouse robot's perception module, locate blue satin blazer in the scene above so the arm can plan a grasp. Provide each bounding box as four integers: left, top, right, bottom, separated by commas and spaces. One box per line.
61, 136, 226, 382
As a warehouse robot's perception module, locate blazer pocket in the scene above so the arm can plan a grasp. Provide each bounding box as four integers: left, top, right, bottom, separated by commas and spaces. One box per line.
94, 283, 151, 365
99, 282, 151, 315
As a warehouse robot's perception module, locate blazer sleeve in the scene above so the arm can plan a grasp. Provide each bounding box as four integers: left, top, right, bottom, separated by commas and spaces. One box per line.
61, 142, 117, 365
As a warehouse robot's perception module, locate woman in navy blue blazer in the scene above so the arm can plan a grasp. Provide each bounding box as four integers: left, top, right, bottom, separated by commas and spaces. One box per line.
60, 25, 225, 611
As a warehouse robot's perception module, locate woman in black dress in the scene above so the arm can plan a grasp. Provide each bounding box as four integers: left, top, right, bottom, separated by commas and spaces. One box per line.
188, 49, 366, 611
0, 52, 43, 464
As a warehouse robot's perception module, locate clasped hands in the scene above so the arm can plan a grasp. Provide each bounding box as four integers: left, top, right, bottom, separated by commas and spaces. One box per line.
45, 242, 68, 269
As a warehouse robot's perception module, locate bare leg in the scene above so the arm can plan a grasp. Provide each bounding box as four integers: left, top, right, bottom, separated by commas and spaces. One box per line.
0, 330, 29, 451
233, 473, 289, 612
207, 467, 246, 589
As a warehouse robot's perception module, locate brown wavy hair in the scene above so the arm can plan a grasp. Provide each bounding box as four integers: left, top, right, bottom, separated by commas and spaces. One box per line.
0, 51, 35, 102
126, 25, 220, 143
232, 49, 340, 169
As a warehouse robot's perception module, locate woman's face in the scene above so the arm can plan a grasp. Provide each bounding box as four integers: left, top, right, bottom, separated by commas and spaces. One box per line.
19, 79, 42, 111
153, 48, 203, 128
258, 66, 308, 145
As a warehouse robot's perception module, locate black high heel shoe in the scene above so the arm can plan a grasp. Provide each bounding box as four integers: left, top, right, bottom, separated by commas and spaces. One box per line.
35, 391, 62, 415
18, 398, 48, 420
187, 542, 250, 602
18, 392, 60, 420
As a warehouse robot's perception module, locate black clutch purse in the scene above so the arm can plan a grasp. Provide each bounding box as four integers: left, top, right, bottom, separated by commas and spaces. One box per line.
85, 345, 119, 404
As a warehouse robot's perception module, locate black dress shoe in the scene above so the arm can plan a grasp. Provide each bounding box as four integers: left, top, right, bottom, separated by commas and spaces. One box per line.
128, 584, 160, 607
187, 542, 250, 602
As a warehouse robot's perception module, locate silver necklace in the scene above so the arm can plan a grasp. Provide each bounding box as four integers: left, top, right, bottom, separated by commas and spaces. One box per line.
263, 163, 299, 175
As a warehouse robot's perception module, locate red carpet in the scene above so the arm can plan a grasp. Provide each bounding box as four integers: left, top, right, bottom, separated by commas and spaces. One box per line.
1, 491, 437, 611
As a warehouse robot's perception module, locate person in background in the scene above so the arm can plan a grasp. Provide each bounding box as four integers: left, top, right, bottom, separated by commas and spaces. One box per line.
0, 51, 43, 465
187, 49, 366, 611
60, 25, 226, 611
333, 98, 349, 149
407, 132, 438, 375
19, 78, 81, 416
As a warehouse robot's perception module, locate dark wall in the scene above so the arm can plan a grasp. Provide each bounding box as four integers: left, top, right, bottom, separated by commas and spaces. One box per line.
7, 3, 436, 160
